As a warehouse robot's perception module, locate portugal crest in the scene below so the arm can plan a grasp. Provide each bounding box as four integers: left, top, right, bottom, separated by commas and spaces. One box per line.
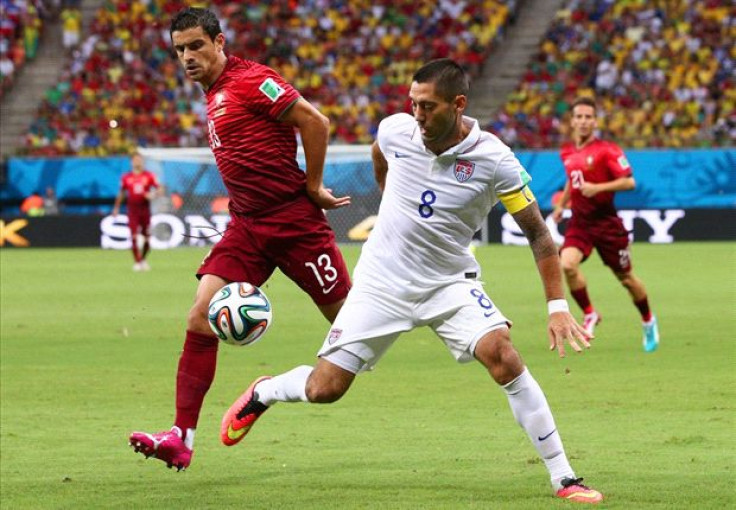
454, 159, 475, 182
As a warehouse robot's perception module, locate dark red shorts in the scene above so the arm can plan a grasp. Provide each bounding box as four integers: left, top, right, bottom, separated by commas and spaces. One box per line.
198, 195, 351, 306
562, 216, 632, 273
127, 207, 151, 237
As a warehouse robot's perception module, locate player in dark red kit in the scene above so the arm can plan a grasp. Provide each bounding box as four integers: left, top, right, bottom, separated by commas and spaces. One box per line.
128, 7, 352, 471
552, 97, 659, 353
112, 153, 160, 271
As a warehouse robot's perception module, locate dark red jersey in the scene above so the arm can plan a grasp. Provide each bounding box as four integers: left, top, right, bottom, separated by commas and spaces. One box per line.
120, 170, 159, 210
560, 139, 633, 221
205, 56, 304, 217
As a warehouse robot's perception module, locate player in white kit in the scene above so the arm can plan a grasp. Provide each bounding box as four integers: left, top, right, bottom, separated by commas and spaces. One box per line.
221, 59, 603, 504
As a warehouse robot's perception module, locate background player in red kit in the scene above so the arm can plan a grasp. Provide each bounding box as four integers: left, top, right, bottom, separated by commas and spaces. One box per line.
552, 97, 659, 353
128, 7, 352, 470
112, 153, 160, 271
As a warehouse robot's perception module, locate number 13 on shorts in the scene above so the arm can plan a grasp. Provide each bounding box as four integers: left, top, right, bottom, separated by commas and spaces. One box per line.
304, 253, 339, 294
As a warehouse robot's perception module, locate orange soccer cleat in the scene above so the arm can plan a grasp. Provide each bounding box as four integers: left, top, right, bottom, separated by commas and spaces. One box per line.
221, 376, 271, 446
556, 477, 604, 504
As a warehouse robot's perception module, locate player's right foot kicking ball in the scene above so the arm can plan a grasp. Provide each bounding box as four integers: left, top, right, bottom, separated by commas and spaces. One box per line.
129, 426, 192, 471
556, 477, 604, 504
221, 376, 271, 446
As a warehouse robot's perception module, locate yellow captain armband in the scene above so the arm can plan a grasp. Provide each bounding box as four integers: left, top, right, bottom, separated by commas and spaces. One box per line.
499, 185, 536, 214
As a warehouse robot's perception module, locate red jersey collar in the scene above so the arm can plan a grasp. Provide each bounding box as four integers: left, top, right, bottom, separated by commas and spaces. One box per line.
574, 135, 598, 151
205, 55, 237, 95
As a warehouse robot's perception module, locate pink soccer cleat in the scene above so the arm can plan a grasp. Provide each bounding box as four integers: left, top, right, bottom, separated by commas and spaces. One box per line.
221, 376, 271, 446
556, 477, 603, 504
129, 426, 192, 471
582, 311, 601, 338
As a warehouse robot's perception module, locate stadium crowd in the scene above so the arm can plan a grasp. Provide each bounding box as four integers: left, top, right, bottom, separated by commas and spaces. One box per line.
487, 0, 735, 149
22, 0, 515, 155
17, 0, 735, 155
0, 0, 56, 97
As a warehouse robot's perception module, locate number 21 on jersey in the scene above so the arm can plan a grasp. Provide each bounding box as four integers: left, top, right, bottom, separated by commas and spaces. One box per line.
570, 170, 585, 189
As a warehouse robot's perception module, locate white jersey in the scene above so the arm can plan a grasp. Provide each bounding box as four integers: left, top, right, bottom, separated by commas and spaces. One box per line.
355, 113, 531, 292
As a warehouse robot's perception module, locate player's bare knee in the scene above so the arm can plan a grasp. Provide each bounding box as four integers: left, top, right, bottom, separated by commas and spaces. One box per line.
497, 339, 523, 371
305, 364, 353, 403
561, 259, 579, 278
186, 303, 210, 334
305, 378, 346, 403
476, 329, 519, 366
616, 272, 634, 288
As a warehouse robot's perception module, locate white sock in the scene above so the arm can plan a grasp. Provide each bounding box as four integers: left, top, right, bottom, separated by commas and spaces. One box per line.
171, 426, 196, 450
503, 367, 575, 488
255, 365, 312, 406
184, 428, 195, 450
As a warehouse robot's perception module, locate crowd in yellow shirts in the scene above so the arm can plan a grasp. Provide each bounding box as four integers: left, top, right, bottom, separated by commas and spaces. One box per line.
23, 0, 515, 155
487, 0, 734, 148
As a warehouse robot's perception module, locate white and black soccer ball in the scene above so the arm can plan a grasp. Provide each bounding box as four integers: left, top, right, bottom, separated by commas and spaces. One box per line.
207, 282, 272, 346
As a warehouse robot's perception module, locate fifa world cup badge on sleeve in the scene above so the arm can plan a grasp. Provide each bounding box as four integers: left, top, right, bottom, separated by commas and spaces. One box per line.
259, 78, 285, 102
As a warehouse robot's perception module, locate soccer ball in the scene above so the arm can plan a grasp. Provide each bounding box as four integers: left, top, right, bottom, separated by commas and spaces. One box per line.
207, 282, 272, 346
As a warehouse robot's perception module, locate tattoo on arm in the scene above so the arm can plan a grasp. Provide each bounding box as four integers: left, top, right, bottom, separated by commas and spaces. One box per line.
513, 203, 565, 300
513, 204, 556, 260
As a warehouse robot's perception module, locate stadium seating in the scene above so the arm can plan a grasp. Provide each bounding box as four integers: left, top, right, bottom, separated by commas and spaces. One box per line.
19, 0, 734, 155
0, 0, 49, 98
486, 0, 735, 149
22, 0, 515, 155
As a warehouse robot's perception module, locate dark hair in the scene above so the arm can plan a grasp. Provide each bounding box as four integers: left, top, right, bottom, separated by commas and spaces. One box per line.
571, 96, 597, 113
412, 58, 469, 102
170, 7, 222, 41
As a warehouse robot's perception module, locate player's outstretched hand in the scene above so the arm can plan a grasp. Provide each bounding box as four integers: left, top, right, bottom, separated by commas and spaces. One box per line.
579, 182, 601, 198
308, 186, 351, 210
547, 311, 591, 358
551, 207, 564, 224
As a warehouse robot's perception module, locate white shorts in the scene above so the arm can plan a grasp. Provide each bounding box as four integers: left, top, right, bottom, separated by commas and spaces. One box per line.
318, 279, 510, 373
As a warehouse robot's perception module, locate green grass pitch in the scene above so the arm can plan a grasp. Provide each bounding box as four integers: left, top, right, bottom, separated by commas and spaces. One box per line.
1, 242, 734, 509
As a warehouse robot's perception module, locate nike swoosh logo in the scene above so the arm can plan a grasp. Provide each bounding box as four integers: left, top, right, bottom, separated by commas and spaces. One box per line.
394, 152, 410, 159
144, 434, 162, 452
538, 428, 556, 441
322, 283, 337, 294
563, 491, 601, 500
227, 424, 249, 441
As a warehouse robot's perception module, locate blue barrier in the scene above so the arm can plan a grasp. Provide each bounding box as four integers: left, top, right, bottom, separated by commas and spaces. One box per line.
3, 148, 734, 214
3, 156, 128, 201
517, 148, 736, 209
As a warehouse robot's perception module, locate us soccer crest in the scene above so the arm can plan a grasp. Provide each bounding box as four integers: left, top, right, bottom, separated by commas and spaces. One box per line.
454, 159, 475, 182
327, 328, 343, 345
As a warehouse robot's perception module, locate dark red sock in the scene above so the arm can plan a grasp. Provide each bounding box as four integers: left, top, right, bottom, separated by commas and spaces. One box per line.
142, 239, 150, 259
571, 287, 594, 315
175, 330, 219, 432
634, 297, 652, 322
131, 244, 142, 263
